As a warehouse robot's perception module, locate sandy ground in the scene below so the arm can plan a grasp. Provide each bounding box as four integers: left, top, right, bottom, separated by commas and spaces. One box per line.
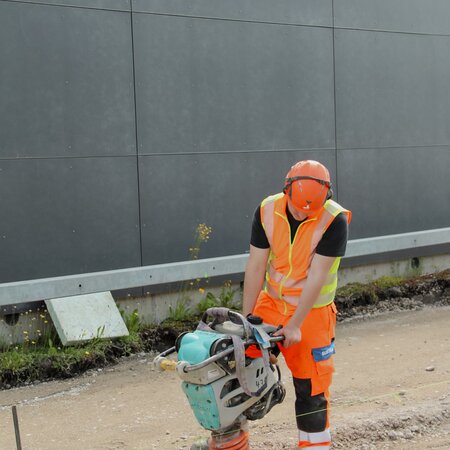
1, 306, 450, 450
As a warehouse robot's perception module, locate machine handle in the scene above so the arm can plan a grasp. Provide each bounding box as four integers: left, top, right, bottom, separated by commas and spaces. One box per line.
200, 308, 251, 340
181, 334, 283, 372
227, 310, 251, 339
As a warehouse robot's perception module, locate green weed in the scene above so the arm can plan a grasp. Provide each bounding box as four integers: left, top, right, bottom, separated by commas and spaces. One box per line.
217, 280, 240, 309
196, 292, 219, 314
196, 280, 241, 315
372, 276, 404, 290
121, 309, 142, 334
168, 298, 193, 322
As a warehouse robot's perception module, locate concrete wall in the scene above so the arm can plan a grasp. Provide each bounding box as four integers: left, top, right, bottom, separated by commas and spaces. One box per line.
1, 0, 450, 284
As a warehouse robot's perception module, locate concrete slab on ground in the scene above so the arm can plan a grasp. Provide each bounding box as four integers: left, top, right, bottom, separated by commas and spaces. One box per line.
45, 292, 128, 346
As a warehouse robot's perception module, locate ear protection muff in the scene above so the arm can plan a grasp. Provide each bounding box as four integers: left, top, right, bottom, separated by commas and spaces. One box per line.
283, 176, 333, 201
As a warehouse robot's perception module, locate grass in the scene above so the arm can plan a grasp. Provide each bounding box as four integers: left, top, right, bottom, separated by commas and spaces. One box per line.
168, 298, 194, 322
336, 275, 404, 298
167, 279, 242, 319
0, 308, 145, 389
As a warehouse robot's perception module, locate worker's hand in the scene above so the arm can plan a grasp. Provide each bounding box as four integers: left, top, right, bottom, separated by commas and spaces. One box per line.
273, 323, 302, 348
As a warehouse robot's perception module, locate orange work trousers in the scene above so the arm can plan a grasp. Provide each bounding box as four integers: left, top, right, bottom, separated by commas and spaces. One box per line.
247, 291, 337, 397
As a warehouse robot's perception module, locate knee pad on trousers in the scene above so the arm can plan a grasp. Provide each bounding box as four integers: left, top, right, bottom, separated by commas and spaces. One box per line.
293, 378, 328, 432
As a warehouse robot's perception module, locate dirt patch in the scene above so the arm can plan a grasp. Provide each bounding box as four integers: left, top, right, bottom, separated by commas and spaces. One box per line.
334, 269, 450, 322
333, 404, 450, 449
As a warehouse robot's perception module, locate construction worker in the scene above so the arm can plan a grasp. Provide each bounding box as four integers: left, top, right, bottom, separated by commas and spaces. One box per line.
243, 160, 351, 449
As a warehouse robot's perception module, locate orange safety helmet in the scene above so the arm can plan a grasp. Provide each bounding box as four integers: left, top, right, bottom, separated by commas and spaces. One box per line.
283, 160, 332, 212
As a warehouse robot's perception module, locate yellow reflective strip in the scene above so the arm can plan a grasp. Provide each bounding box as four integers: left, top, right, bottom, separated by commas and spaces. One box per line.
318, 258, 340, 290
324, 271, 336, 285
313, 300, 334, 308
262, 199, 277, 244
284, 233, 293, 298
279, 214, 315, 300
329, 257, 341, 274
314, 290, 336, 308
275, 212, 291, 299
320, 278, 338, 295
261, 192, 284, 207
324, 199, 344, 217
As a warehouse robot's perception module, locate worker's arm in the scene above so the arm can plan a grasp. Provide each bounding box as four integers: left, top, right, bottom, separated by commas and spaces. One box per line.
274, 253, 337, 347
242, 245, 270, 317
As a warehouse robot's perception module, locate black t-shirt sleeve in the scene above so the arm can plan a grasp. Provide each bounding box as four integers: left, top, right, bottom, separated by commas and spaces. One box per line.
250, 206, 270, 249
316, 212, 349, 257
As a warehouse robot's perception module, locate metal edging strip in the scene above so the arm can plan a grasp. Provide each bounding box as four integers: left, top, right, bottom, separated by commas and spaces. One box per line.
0, 227, 449, 307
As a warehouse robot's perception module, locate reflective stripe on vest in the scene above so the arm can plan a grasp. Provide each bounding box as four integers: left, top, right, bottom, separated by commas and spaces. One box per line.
261, 194, 351, 308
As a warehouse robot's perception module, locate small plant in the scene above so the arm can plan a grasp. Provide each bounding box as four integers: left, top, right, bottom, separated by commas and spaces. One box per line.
118, 308, 143, 354
96, 325, 106, 339
372, 276, 404, 290
47, 338, 59, 357
173, 222, 213, 313
168, 298, 193, 322
337, 282, 368, 298
337, 275, 406, 299
189, 223, 212, 260
196, 292, 219, 315
336, 281, 378, 303
120, 308, 142, 334
217, 280, 240, 309
0, 350, 34, 374
197, 280, 241, 316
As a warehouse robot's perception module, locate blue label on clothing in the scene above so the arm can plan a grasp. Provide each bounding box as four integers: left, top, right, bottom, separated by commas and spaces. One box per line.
312, 341, 335, 362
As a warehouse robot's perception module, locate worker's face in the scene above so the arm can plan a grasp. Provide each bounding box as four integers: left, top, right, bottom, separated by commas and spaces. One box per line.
287, 199, 313, 221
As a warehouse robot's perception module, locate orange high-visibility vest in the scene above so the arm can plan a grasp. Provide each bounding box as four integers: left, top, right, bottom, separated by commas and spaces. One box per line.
260, 193, 352, 308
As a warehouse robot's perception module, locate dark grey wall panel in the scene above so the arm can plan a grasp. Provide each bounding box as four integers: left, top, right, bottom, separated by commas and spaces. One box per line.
2, 0, 449, 285
335, 29, 450, 149
337, 147, 450, 239
2, 0, 130, 11
133, 14, 335, 155
0, 1, 135, 158
132, 0, 332, 27
0, 157, 141, 283
139, 151, 336, 265
335, 0, 450, 35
